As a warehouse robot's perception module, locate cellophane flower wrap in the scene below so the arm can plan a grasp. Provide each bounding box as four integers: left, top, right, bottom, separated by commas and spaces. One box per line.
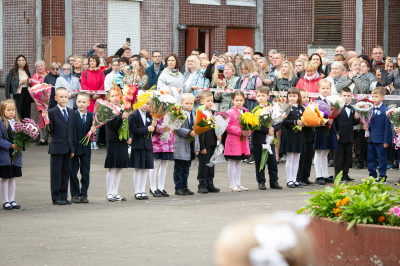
271, 102, 291, 125
149, 91, 177, 138
206, 111, 230, 167
300, 104, 325, 127
352, 101, 374, 140
80, 99, 121, 145
28, 84, 51, 131
11, 118, 39, 161
160, 105, 186, 141
259, 135, 275, 172
238, 112, 260, 141
252, 104, 278, 144
117, 83, 138, 140
386, 106, 400, 149
193, 105, 217, 135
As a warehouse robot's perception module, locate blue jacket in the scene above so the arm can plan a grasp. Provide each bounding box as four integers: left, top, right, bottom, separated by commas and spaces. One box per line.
74, 110, 93, 156
145, 63, 164, 89
47, 106, 76, 154
0, 120, 22, 167
368, 103, 392, 144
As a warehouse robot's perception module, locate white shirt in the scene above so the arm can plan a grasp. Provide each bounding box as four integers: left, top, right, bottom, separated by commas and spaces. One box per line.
58, 105, 68, 117
374, 103, 382, 114
8, 119, 15, 130
319, 94, 327, 101
344, 103, 351, 117
185, 110, 192, 124
139, 109, 147, 125
78, 110, 87, 121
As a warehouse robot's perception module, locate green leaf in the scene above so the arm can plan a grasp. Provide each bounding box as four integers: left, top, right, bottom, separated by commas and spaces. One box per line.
347, 219, 356, 230
334, 171, 342, 189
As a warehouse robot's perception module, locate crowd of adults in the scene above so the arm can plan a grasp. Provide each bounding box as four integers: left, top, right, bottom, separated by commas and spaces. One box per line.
3, 43, 400, 158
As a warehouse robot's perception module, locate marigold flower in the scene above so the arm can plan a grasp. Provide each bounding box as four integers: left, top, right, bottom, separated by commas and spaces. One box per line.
379, 216, 385, 223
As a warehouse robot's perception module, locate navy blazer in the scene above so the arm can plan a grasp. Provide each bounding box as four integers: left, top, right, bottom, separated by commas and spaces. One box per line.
333, 106, 359, 144
106, 113, 126, 142
314, 96, 337, 134
368, 103, 392, 144
48, 106, 76, 154
129, 110, 153, 151
74, 110, 93, 156
283, 106, 305, 128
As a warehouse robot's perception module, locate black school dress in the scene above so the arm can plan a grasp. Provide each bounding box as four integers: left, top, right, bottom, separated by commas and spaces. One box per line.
281, 105, 307, 153
104, 113, 130, 168
0, 125, 22, 178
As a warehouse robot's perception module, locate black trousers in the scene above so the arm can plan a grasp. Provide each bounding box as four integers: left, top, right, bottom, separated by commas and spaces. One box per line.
13, 87, 32, 120
334, 143, 352, 179
173, 159, 192, 190
70, 154, 91, 197
354, 129, 367, 166
197, 146, 216, 188
297, 142, 314, 181
253, 144, 278, 184
50, 153, 71, 201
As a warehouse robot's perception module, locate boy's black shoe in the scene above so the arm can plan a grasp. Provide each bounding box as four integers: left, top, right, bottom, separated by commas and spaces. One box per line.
315, 177, 326, 185
296, 179, 307, 186
258, 183, 267, 190
35, 141, 48, 146
175, 189, 189, 196
80, 196, 89, 203
71, 197, 80, 203
355, 163, 363, 169
159, 189, 169, 197
324, 176, 335, 184
393, 162, 399, 169
65, 200, 72, 205
294, 181, 303, 188
328, 160, 334, 167
197, 188, 209, 194
270, 182, 282, 189
53, 199, 66, 205
207, 187, 220, 193
184, 188, 195, 195
246, 155, 255, 164
341, 176, 354, 182
150, 189, 163, 197
303, 178, 315, 186
375, 176, 387, 184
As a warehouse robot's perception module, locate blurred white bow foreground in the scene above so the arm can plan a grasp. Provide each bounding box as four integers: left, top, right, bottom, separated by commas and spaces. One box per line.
249, 212, 310, 266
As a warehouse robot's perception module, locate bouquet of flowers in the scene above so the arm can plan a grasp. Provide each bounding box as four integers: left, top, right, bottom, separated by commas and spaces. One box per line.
28, 83, 52, 131
259, 135, 275, 172
160, 105, 187, 141
253, 104, 273, 128
386, 107, 400, 149
117, 83, 138, 140
301, 104, 325, 127
148, 91, 177, 138
11, 118, 40, 161
80, 99, 121, 145
326, 95, 345, 119
206, 111, 230, 167
238, 112, 259, 141
271, 102, 291, 125
352, 101, 374, 140
193, 105, 217, 135
357, 94, 373, 104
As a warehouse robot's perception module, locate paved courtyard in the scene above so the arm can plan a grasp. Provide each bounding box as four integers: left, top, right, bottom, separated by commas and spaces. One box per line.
1, 145, 399, 266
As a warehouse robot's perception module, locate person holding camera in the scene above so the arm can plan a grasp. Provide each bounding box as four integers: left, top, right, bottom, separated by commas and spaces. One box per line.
86, 43, 106, 59
381, 54, 400, 95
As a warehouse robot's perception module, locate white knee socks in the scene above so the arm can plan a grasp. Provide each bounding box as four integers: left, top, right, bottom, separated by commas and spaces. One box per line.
8, 178, 15, 202
314, 150, 330, 178
2, 178, 9, 203
286, 153, 301, 183
134, 169, 148, 194
1, 178, 16, 204
148, 159, 168, 192
106, 168, 123, 196
158, 160, 168, 191
228, 160, 241, 187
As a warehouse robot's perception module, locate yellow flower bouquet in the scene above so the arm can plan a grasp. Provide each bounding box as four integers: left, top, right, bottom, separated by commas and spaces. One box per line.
238, 112, 260, 141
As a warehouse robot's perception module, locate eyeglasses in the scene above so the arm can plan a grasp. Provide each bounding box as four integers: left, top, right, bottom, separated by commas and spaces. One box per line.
51, 68, 60, 71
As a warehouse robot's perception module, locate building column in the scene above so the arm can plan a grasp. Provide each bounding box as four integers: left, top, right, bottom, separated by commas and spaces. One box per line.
36, 0, 42, 61
254, 0, 263, 53
383, 0, 388, 54
355, 0, 363, 55
173, 0, 179, 55
65, 0, 72, 61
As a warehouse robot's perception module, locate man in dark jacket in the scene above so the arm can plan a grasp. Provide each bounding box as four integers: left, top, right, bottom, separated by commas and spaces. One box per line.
145, 50, 164, 88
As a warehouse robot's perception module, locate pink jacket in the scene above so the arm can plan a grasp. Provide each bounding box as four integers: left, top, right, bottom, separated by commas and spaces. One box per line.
224, 106, 251, 156
81, 69, 105, 112
151, 117, 175, 153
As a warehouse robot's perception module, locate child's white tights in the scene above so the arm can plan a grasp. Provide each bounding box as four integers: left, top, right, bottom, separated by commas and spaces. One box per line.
1, 178, 16, 204
314, 149, 330, 178
149, 159, 168, 192
106, 168, 122, 197
134, 169, 148, 194
228, 160, 241, 187
285, 153, 301, 183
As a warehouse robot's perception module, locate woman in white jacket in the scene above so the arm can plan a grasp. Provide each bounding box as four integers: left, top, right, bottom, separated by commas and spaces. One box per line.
325, 61, 345, 95
55, 64, 81, 109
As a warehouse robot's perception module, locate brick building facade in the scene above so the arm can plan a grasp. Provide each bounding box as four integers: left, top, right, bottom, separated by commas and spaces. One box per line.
0, 0, 399, 85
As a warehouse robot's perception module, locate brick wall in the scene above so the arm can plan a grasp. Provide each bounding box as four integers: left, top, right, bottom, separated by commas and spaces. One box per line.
362, 0, 378, 55
1, 1, 36, 85
140, 0, 174, 59
178, 0, 257, 65
342, 0, 356, 51
72, 0, 108, 58
387, 1, 400, 57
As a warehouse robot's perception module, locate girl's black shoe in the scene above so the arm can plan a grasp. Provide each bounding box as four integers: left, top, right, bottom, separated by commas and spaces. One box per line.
3, 202, 13, 210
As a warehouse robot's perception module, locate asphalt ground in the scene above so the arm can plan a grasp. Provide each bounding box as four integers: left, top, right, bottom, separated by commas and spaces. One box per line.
0, 145, 399, 266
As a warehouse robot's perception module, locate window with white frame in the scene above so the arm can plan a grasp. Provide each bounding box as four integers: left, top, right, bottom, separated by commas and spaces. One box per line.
108, 0, 140, 57
226, 0, 256, 7
190, 0, 221, 5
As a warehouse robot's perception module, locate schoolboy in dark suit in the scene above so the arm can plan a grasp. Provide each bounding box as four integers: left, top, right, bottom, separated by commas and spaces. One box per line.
364, 87, 392, 183
42, 87, 76, 205
197, 90, 220, 194
252, 86, 282, 190
70, 92, 96, 203
333, 87, 360, 181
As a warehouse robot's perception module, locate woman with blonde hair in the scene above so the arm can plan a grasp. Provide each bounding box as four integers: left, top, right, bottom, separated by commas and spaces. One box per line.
295, 61, 321, 93
205, 54, 229, 87
183, 56, 210, 108
234, 59, 262, 112
325, 61, 346, 95
272, 61, 298, 91
234, 54, 243, 64
252, 61, 265, 81
215, 63, 239, 111
73, 56, 84, 80
335, 57, 370, 94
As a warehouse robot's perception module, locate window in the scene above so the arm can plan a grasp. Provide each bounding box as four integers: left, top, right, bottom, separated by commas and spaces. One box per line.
226, 0, 256, 7
313, 0, 342, 45
189, 0, 221, 5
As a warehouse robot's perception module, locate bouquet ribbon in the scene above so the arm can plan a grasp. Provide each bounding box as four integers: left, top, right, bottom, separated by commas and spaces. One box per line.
259, 136, 275, 172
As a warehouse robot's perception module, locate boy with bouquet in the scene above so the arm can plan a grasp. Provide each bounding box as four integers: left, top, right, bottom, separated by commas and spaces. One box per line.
252, 86, 282, 190
196, 91, 221, 194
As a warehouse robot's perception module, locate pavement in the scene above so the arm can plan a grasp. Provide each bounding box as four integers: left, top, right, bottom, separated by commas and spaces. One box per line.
0, 145, 399, 266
